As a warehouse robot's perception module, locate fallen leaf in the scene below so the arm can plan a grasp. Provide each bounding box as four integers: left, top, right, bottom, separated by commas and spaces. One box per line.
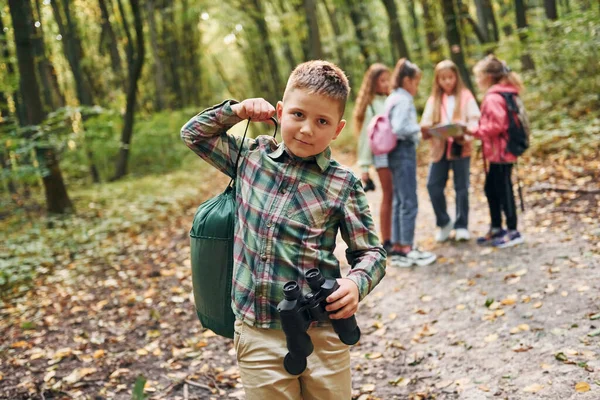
63, 368, 96, 384
421, 295, 433, 302
456, 304, 466, 310
575, 382, 590, 393
93, 350, 105, 359
533, 302, 543, 309
478, 384, 490, 392
523, 383, 544, 393
484, 334, 498, 342
360, 383, 375, 393
365, 352, 382, 360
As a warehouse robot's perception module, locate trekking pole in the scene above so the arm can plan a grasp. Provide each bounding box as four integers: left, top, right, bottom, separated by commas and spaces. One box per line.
515, 162, 525, 212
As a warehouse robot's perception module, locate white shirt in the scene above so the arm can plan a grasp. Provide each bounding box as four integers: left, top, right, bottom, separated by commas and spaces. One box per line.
445, 95, 456, 122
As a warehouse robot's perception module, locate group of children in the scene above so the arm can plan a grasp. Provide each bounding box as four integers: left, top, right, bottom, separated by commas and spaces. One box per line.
354, 55, 525, 268
181, 56, 525, 399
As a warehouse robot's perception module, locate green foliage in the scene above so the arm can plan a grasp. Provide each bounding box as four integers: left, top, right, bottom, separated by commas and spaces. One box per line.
1, 159, 208, 291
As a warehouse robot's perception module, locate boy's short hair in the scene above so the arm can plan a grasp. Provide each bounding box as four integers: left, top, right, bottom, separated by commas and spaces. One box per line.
283, 60, 350, 116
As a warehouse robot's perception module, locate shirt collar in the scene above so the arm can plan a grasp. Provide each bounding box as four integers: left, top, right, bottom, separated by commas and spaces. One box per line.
267, 143, 331, 172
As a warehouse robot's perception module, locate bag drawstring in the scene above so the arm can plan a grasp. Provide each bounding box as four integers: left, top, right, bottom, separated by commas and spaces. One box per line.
228, 116, 279, 189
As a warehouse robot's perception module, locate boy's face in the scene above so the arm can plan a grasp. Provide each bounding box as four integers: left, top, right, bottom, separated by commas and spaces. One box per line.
277, 88, 346, 158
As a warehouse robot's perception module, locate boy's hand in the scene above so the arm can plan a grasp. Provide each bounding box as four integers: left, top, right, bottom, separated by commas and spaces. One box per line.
231, 98, 276, 122
325, 278, 359, 320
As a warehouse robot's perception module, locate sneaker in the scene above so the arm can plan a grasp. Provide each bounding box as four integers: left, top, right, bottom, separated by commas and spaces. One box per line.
435, 220, 454, 242
406, 249, 437, 266
390, 252, 413, 268
391, 249, 437, 267
454, 228, 471, 241
382, 240, 393, 254
477, 229, 506, 246
492, 230, 524, 248
363, 178, 376, 192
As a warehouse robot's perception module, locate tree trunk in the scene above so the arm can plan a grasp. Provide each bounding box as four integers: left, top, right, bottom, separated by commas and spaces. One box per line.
33, 0, 66, 111
51, 0, 101, 183
161, 6, 183, 108
248, 0, 284, 104
304, 0, 323, 59
321, 0, 349, 71
475, 0, 500, 41
98, 0, 124, 86
544, 0, 559, 19
273, 0, 299, 71
381, 0, 411, 63
407, 0, 422, 58
347, 0, 375, 67
515, 0, 535, 70
181, 0, 201, 106
113, 0, 145, 180
498, 0, 514, 36
441, 0, 474, 92
420, 0, 442, 63
464, 12, 489, 44
146, 0, 166, 110
8, 0, 73, 214
50, 0, 94, 106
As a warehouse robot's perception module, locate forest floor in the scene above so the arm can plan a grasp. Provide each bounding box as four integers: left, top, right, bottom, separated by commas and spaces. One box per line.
1, 148, 599, 400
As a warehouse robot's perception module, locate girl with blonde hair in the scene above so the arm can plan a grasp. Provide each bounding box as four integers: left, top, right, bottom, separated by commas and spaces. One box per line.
421, 60, 481, 242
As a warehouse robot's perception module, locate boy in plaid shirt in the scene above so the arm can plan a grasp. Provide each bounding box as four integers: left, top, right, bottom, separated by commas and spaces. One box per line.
181, 60, 386, 399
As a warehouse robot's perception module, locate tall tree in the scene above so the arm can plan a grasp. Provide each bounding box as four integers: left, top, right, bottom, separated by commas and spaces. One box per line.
32, 0, 65, 111
272, 0, 299, 72
8, 0, 73, 214
515, 0, 535, 70
381, 0, 411, 62
420, 0, 442, 63
113, 0, 145, 180
544, 0, 559, 19
98, 0, 124, 86
304, 0, 323, 59
441, 0, 474, 92
474, 0, 500, 42
146, 0, 166, 110
321, 0, 350, 72
247, 0, 284, 104
346, 0, 378, 68
181, 0, 201, 106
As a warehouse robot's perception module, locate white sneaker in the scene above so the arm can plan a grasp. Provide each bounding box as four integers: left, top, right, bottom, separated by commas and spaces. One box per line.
435, 220, 454, 242
454, 228, 471, 241
406, 249, 437, 267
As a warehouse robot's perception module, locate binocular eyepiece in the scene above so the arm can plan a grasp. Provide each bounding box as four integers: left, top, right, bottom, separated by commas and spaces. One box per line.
277, 268, 361, 375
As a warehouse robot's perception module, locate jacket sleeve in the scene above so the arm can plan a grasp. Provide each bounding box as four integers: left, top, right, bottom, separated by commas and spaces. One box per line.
340, 180, 386, 301
357, 105, 375, 172
420, 97, 435, 140
474, 94, 507, 139
180, 100, 249, 179
465, 97, 481, 133
390, 95, 421, 141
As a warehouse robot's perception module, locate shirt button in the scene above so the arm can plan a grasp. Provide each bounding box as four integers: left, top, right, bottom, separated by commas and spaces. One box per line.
261, 254, 267, 261
280, 188, 286, 194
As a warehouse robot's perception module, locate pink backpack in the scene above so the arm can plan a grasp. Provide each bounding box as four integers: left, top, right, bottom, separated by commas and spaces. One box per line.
367, 95, 399, 155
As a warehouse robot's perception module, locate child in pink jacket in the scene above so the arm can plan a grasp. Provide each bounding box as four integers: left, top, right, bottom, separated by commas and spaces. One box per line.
470, 55, 525, 248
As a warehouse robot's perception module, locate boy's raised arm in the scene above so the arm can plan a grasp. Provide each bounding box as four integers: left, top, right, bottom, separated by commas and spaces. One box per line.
180, 100, 244, 179
339, 180, 387, 301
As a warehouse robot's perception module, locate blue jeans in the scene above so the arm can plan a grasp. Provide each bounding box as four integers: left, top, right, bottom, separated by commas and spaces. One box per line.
426, 156, 471, 229
388, 140, 418, 246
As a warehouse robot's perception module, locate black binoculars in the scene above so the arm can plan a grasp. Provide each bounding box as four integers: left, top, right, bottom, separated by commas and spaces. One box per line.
276, 268, 361, 375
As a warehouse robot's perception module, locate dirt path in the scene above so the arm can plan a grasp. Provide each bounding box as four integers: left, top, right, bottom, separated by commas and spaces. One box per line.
1, 150, 599, 400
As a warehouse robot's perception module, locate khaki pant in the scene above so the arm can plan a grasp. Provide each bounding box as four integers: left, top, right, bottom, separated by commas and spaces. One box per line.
233, 320, 351, 400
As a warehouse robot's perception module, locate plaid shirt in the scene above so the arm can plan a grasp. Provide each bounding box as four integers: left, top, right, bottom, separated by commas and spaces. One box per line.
181, 100, 386, 329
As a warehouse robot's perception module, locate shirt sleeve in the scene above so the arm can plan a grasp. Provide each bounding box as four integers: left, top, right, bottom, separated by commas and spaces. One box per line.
339, 180, 387, 301
390, 95, 421, 141
180, 100, 247, 179
420, 97, 435, 140
357, 105, 375, 172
